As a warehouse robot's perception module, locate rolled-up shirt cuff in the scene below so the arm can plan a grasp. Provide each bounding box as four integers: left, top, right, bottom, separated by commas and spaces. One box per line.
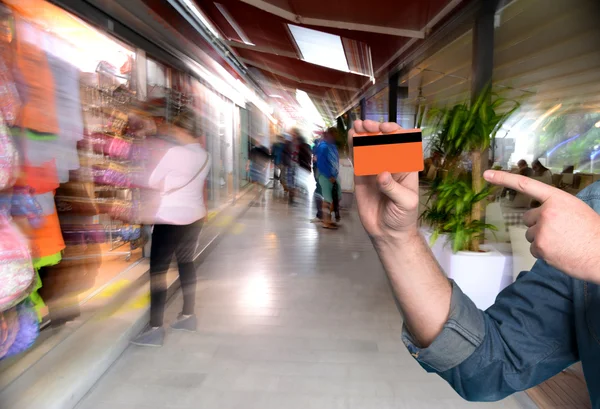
401, 280, 485, 373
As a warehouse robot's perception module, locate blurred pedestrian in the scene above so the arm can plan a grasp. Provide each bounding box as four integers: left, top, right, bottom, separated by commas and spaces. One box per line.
296, 133, 312, 197
285, 131, 299, 205
518, 159, 534, 177
133, 108, 211, 347
281, 135, 293, 193
248, 139, 270, 187
503, 159, 534, 201
332, 179, 341, 223
315, 127, 341, 229
311, 133, 324, 223
271, 135, 285, 186
532, 159, 553, 184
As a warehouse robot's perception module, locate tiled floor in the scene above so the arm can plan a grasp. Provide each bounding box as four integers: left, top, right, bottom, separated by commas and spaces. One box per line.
76, 189, 524, 409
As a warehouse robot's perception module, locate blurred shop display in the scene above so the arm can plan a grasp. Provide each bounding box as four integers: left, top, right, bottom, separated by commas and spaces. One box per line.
0, 0, 272, 360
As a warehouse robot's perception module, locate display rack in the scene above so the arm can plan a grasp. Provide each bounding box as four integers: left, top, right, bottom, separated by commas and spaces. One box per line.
58, 63, 143, 261
59, 83, 195, 263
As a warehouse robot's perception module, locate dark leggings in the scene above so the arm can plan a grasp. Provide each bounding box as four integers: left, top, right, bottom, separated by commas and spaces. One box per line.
149, 220, 203, 327
314, 170, 323, 219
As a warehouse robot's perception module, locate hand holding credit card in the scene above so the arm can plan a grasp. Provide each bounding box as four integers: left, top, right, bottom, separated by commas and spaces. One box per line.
352, 129, 424, 176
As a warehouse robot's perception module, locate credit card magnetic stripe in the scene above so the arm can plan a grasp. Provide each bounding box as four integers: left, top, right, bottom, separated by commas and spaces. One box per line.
352, 132, 422, 147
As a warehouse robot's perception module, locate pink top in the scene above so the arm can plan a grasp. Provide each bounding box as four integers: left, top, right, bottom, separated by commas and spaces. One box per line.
144, 142, 210, 225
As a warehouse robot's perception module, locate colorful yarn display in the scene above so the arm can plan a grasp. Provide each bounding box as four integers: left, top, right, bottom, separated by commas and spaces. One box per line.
0, 119, 19, 191
0, 216, 36, 312
106, 136, 132, 160
1, 299, 39, 360
10, 186, 44, 229
92, 164, 131, 188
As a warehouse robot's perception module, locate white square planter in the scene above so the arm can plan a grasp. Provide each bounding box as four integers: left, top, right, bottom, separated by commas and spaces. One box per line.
421, 229, 512, 310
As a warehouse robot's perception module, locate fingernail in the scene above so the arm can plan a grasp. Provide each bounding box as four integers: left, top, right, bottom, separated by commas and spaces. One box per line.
380, 172, 392, 185
483, 170, 495, 180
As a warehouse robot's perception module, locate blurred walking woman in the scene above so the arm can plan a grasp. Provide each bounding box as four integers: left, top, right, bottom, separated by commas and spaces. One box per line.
133, 108, 211, 347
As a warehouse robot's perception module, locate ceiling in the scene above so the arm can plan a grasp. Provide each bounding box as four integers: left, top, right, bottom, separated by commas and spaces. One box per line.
79, 0, 600, 130
403, 0, 600, 116
186, 0, 467, 124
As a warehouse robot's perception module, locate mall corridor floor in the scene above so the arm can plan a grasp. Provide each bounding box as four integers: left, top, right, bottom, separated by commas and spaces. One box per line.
76, 190, 524, 409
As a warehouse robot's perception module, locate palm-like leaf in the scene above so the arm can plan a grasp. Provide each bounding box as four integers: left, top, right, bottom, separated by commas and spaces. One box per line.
421, 87, 520, 252
427, 87, 520, 158
422, 175, 495, 252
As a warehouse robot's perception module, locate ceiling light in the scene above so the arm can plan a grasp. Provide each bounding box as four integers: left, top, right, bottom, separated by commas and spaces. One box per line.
179, 0, 221, 39
296, 89, 325, 128
269, 94, 284, 99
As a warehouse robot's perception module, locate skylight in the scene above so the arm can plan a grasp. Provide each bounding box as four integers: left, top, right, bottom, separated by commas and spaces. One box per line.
288, 24, 349, 73
296, 89, 326, 127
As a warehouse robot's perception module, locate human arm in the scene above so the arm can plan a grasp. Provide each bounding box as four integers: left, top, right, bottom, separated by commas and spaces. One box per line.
484, 170, 600, 284
352, 120, 579, 402
351, 120, 451, 347
409, 260, 578, 401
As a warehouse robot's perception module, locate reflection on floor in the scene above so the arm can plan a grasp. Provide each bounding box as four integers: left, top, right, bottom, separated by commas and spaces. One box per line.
76, 189, 523, 409
40, 243, 143, 325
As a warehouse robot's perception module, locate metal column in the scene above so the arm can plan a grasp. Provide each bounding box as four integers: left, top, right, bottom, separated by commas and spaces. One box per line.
388, 72, 400, 123
471, 0, 500, 166
359, 98, 367, 121
471, 0, 499, 101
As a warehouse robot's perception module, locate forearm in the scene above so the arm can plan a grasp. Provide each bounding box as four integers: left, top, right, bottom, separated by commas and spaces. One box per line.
436, 262, 577, 401
373, 231, 451, 347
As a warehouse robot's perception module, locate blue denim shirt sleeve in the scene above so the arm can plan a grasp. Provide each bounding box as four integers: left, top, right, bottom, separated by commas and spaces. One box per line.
402, 261, 579, 402
402, 281, 485, 371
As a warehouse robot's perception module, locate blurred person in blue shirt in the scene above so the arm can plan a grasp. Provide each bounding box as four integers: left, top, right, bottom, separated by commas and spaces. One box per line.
310, 133, 324, 223
316, 127, 341, 229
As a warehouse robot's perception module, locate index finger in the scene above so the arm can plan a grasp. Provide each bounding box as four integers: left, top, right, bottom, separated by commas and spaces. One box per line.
349, 120, 403, 144
483, 170, 558, 203
380, 122, 403, 133
352, 120, 365, 134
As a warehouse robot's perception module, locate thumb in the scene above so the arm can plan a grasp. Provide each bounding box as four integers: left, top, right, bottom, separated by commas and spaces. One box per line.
377, 172, 416, 210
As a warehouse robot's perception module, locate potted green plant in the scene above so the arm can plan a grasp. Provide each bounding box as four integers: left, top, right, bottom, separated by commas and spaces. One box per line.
420, 87, 520, 309
422, 176, 495, 253
424, 86, 519, 250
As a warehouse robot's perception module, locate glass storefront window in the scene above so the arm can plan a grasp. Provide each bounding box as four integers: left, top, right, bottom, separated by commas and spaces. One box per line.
365, 86, 388, 123
189, 84, 247, 210
219, 107, 235, 203
504, 109, 600, 174
147, 58, 166, 91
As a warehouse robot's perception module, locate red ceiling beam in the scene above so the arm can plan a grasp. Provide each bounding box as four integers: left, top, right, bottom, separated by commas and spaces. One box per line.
238, 0, 425, 38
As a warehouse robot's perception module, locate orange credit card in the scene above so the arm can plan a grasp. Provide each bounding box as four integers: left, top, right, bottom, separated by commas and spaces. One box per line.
353, 129, 424, 176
